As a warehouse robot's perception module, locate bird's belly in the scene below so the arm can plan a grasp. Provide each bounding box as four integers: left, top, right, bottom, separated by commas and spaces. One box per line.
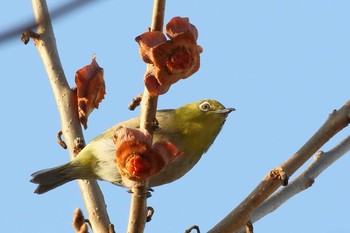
148, 152, 200, 187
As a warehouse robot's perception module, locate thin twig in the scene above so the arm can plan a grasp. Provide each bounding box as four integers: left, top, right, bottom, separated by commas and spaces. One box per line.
128, 93, 143, 110
30, 0, 111, 232
208, 100, 350, 233
146, 206, 155, 222
185, 225, 200, 233
126, 1, 166, 233
0, 0, 97, 45
21, 30, 40, 44
56, 130, 67, 149
72, 208, 89, 233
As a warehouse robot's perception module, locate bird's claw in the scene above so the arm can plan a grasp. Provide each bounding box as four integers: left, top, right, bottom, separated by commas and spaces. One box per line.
127, 188, 153, 198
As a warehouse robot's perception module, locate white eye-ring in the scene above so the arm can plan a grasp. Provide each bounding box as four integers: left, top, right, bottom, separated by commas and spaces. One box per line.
199, 101, 211, 112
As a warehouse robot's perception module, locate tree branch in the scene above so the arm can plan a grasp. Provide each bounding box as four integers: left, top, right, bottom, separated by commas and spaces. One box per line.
127, 1, 166, 233
138, 0, 165, 131
30, 0, 112, 232
208, 100, 350, 233
0, 0, 97, 45
236, 135, 350, 233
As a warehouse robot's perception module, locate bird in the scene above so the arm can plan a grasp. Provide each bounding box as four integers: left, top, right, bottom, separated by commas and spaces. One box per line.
31, 99, 235, 194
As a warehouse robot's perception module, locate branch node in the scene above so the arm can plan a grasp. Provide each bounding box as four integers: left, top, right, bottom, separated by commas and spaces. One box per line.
128, 93, 143, 110
73, 137, 85, 155
314, 150, 324, 160
72, 208, 89, 233
21, 30, 40, 44
245, 221, 254, 233
185, 225, 200, 233
307, 177, 315, 187
108, 224, 116, 233
152, 117, 159, 130
146, 206, 155, 222
269, 167, 289, 186
57, 130, 67, 149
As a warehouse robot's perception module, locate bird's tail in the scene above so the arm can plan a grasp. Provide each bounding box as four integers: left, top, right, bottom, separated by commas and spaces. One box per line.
31, 163, 75, 194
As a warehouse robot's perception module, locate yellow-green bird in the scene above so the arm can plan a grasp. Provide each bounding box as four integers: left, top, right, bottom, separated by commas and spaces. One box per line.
31, 99, 235, 194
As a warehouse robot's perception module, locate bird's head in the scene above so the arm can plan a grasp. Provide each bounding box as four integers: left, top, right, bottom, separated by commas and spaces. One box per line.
176, 99, 235, 124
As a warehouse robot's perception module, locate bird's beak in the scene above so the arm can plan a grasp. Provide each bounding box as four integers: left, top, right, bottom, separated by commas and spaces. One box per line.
215, 107, 236, 114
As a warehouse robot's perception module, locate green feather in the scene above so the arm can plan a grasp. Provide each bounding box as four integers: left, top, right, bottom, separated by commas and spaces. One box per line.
31, 99, 234, 193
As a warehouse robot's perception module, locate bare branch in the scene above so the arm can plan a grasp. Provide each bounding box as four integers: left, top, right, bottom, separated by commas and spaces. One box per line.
21, 30, 40, 44
209, 100, 350, 233
126, 1, 166, 232
128, 94, 143, 111
127, 186, 150, 233
0, 0, 97, 45
138, 0, 166, 131
234, 136, 350, 233
30, 0, 111, 232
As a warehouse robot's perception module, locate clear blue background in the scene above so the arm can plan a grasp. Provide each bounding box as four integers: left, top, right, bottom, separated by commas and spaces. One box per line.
1, 1, 349, 232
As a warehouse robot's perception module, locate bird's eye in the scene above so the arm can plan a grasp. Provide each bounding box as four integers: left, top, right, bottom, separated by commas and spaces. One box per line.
199, 101, 211, 112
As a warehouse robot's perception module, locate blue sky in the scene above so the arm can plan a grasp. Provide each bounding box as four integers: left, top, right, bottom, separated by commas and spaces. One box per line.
1, 1, 349, 232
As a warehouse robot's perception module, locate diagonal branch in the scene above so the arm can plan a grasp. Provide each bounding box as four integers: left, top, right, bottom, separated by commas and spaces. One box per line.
0, 0, 97, 45
236, 135, 350, 233
30, 0, 112, 232
208, 100, 350, 233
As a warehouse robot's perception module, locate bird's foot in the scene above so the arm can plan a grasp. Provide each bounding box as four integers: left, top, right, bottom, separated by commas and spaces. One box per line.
127, 188, 154, 198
